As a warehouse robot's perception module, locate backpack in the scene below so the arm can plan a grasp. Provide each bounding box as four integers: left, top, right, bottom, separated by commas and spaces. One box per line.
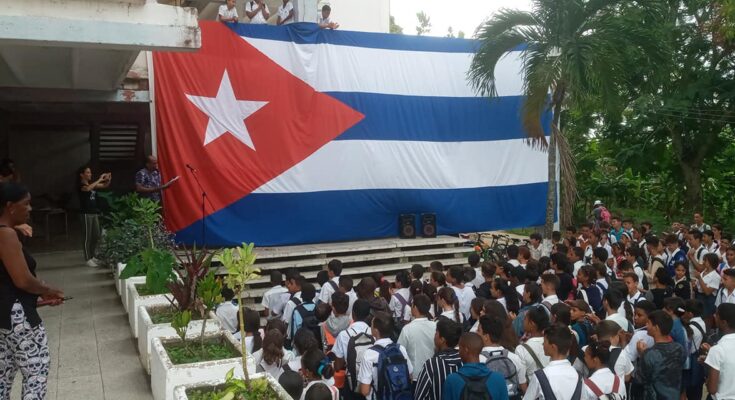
482, 349, 519, 399
584, 374, 623, 400
458, 372, 492, 400
599, 207, 611, 223
392, 292, 411, 334
607, 348, 622, 372
371, 342, 412, 400
291, 298, 321, 349
346, 328, 375, 392
535, 369, 583, 400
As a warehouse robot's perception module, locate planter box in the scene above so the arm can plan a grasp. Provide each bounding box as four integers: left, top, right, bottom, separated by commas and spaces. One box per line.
126, 280, 171, 338
115, 262, 126, 296
121, 275, 145, 314
150, 331, 256, 400
172, 373, 294, 400
137, 305, 222, 374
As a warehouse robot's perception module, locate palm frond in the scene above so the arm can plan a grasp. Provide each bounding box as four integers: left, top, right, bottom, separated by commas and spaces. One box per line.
473, 9, 537, 38
468, 31, 529, 97
520, 46, 560, 146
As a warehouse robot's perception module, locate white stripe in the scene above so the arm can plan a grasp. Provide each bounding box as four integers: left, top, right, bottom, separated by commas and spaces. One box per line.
242, 37, 525, 98
254, 139, 547, 193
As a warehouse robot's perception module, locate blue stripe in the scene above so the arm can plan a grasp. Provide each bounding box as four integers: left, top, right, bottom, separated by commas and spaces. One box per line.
175, 183, 548, 246
227, 22, 527, 53
328, 93, 551, 142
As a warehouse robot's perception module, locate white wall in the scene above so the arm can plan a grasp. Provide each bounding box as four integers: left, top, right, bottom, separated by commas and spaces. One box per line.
318, 0, 390, 33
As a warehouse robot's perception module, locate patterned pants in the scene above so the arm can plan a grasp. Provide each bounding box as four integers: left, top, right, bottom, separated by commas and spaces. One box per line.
0, 303, 49, 400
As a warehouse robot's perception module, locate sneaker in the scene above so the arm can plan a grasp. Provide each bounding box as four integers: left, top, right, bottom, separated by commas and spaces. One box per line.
86, 258, 99, 268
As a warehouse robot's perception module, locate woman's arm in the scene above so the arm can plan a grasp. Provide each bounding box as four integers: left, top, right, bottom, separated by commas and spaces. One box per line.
0, 228, 63, 297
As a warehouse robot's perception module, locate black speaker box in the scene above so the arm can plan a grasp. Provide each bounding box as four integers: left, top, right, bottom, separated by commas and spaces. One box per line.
421, 213, 437, 238
399, 214, 416, 239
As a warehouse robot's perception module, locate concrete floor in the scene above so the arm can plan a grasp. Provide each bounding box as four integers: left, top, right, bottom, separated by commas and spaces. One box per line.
10, 250, 152, 400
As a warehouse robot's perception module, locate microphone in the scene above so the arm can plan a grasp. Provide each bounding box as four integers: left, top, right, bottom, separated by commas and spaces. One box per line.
185, 163, 198, 172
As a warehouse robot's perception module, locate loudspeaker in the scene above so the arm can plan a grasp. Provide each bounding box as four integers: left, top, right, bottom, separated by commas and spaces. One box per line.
399, 214, 416, 239
421, 213, 437, 238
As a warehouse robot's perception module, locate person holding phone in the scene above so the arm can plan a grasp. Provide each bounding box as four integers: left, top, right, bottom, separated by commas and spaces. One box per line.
0, 182, 64, 399
78, 165, 111, 267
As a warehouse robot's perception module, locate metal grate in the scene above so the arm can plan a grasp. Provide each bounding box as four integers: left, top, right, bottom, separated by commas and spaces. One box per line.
98, 125, 137, 161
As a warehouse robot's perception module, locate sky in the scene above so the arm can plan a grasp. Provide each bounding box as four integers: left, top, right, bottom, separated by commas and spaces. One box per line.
390, 0, 533, 38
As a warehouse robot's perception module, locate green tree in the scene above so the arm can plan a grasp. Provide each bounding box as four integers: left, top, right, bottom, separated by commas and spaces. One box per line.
468, 0, 669, 238
389, 15, 403, 34
416, 11, 431, 36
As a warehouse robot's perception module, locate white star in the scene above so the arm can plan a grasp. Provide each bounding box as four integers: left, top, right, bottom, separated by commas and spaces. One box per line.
185, 70, 268, 150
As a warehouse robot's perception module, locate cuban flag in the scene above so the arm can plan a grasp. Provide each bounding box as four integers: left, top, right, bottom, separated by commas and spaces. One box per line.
153, 21, 550, 246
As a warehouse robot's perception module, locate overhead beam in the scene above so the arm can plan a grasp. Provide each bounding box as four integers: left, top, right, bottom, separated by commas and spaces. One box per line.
0, 87, 150, 103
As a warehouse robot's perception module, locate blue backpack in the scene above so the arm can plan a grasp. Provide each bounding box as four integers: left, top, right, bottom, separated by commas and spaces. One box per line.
371, 342, 412, 400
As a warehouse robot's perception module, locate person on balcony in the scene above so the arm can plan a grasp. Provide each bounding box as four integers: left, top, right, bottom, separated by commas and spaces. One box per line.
245, 0, 270, 24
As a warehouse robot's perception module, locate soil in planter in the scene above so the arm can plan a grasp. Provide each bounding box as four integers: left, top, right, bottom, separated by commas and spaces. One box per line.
164, 337, 239, 365
147, 306, 203, 325
135, 283, 170, 296
186, 379, 279, 400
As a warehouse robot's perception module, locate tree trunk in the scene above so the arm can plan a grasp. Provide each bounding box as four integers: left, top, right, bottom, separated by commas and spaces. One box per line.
544, 100, 562, 240
680, 160, 703, 212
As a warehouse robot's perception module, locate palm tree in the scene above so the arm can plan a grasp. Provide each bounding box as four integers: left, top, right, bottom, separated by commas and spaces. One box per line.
469, 0, 669, 240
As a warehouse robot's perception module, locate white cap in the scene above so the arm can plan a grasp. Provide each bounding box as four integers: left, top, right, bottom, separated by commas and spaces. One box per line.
593, 200, 603, 206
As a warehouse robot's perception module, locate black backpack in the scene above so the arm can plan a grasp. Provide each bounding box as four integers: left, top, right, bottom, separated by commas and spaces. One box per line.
290, 298, 322, 349
458, 372, 492, 400
346, 328, 374, 392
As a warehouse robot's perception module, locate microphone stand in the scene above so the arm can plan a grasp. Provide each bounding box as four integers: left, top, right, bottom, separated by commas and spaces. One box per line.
186, 164, 210, 246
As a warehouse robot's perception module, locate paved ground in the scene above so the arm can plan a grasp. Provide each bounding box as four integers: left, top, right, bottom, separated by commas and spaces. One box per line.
10, 250, 152, 400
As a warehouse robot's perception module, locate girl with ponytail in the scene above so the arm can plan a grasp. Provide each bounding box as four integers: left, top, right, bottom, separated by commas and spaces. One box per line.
242, 308, 262, 353
437, 286, 464, 323
300, 348, 338, 400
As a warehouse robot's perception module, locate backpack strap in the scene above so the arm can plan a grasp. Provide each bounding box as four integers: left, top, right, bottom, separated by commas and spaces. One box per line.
612, 374, 621, 393
608, 348, 622, 372
541, 301, 553, 313
394, 292, 409, 312
571, 374, 583, 400
534, 369, 556, 400
690, 320, 706, 339
327, 280, 339, 292
522, 343, 544, 370
583, 378, 603, 397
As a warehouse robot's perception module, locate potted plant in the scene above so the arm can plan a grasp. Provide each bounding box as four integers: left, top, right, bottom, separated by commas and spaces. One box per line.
168, 243, 289, 399
122, 246, 176, 337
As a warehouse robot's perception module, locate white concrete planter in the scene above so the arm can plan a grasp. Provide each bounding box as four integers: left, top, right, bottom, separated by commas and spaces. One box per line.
172, 373, 294, 400
121, 275, 145, 314
126, 280, 171, 338
115, 262, 126, 296
150, 331, 256, 400
137, 305, 222, 374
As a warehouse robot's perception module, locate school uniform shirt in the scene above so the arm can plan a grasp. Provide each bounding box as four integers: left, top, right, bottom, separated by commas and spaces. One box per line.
689, 317, 706, 353
262, 285, 289, 319
218, 4, 238, 20
443, 363, 509, 400
332, 321, 370, 360
542, 294, 559, 308
523, 359, 580, 400
389, 288, 411, 321
472, 267, 485, 288
707, 242, 720, 254
573, 260, 584, 276
440, 309, 465, 324
397, 317, 436, 380
515, 337, 550, 380
582, 367, 626, 400
281, 291, 302, 337
626, 291, 645, 306
252, 346, 294, 380
632, 263, 645, 289
696, 269, 721, 293
605, 312, 632, 333
277, 1, 294, 24
705, 333, 735, 400
479, 345, 528, 385
345, 289, 357, 316
689, 245, 708, 277
215, 300, 239, 334
415, 348, 463, 400
451, 284, 476, 320
516, 283, 526, 297
318, 276, 340, 304
624, 327, 654, 364
245, 1, 269, 24
716, 287, 735, 307
357, 338, 413, 400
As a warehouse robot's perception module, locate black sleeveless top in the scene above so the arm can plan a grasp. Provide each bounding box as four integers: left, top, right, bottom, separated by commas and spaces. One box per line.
0, 226, 41, 330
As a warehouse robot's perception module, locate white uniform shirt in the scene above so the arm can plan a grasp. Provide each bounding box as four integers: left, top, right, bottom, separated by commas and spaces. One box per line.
218, 4, 238, 21
624, 328, 654, 364
281, 291, 302, 336
215, 301, 239, 334
515, 337, 550, 380
345, 289, 358, 316
479, 345, 528, 385
523, 359, 579, 400
277, 1, 294, 24
573, 260, 584, 276
472, 268, 485, 288
332, 321, 371, 359
705, 333, 735, 400
605, 312, 632, 333
389, 288, 411, 321
357, 338, 413, 399
245, 1, 269, 24
697, 269, 721, 293
582, 367, 626, 400
716, 287, 735, 307
440, 309, 465, 323
451, 284, 476, 320
397, 318, 436, 381
262, 285, 289, 319
319, 276, 340, 304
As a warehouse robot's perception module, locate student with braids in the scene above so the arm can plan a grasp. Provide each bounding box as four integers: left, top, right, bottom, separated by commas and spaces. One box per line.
491, 278, 521, 315
300, 348, 338, 400
437, 286, 464, 323
581, 340, 626, 399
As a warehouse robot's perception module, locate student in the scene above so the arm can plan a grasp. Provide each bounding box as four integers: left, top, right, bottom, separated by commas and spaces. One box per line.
650, 268, 673, 310
276, 0, 294, 25
483, 300, 520, 352
515, 306, 551, 380
715, 268, 735, 306
682, 299, 706, 400
507, 245, 521, 267
332, 299, 373, 396
317, 4, 339, 29
491, 278, 520, 314
279, 370, 305, 400
357, 312, 413, 399
217, 0, 239, 22
475, 263, 497, 300
447, 265, 476, 320
673, 261, 692, 300
319, 259, 343, 305
665, 234, 688, 277
590, 321, 634, 381
244, 0, 270, 24
529, 232, 544, 260
437, 286, 464, 323
704, 303, 735, 400
576, 265, 603, 315
569, 246, 585, 277
602, 290, 632, 333
242, 308, 263, 353
633, 310, 685, 400
287, 328, 320, 372
523, 324, 583, 400
623, 300, 655, 365
550, 253, 575, 300
415, 318, 464, 400
356, 277, 389, 316
410, 264, 425, 284
282, 273, 304, 327
254, 329, 290, 379
692, 252, 721, 322
430, 271, 447, 288
623, 272, 651, 306
568, 300, 593, 348
688, 229, 709, 277
215, 287, 239, 334
301, 348, 339, 400
339, 276, 357, 316
262, 271, 289, 319
397, 294, 436, 381
625, 245, 646, 289
289, 282, 319, 344
540, 274, 560, 313
513, 282, 542, 338
645, 236, 667, 284
581, 340, 626, 400
324, 292, 351, 350
477, 315, 527, 397
389, 271, 412, 325
443, 332, 509, 400
467, 297, 485, 333
468, 253, 485, 288
662, 297, 689, 358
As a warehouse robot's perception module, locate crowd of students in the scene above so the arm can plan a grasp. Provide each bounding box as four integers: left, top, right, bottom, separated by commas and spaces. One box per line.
214, 210, 735, 400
